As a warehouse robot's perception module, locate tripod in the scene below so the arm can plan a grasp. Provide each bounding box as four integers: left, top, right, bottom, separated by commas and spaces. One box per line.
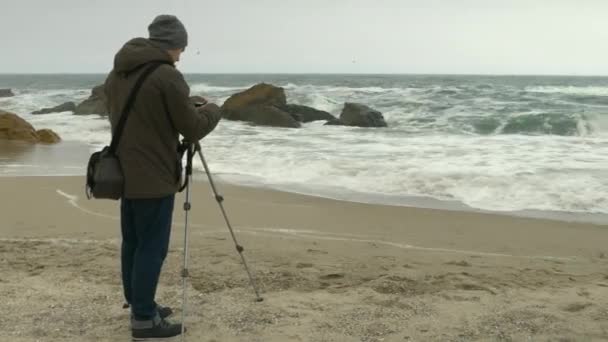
179, 141, 263, 341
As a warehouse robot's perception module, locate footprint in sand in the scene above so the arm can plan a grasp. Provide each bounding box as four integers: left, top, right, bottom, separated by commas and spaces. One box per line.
563, 303, 593, 312
456, 283, 497, 295
319, 273, 345, 280
306, 248, 328, 255
445, 260, 472, 267
577, 289, 591, 298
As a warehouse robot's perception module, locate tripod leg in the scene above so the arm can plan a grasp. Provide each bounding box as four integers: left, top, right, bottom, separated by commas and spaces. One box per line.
195, 143, 264, 302
180, 174, 192, 341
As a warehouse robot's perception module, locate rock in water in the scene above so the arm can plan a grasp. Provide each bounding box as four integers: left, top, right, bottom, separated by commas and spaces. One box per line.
0, 110, 39, 142
325, 103, 387, 128
74, 85, 108, 115
222, 83, 287, 115
36, 129, 62, 144
0, 89, 14, 98
221, 83, 299, 128
0, 110, 61, 144
32, 102, 76, 115
237, 105, 301, 128
283, 104, 336, 123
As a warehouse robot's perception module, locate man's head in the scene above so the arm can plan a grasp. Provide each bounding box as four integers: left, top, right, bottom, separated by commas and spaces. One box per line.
148, 15, 188, 63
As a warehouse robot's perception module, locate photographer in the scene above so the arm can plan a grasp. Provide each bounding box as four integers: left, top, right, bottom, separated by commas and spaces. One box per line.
104, 14, 221, 340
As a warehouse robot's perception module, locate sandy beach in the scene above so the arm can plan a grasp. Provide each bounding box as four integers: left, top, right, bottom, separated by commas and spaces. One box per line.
2, 1, 608, 340
0, 173, 606, 342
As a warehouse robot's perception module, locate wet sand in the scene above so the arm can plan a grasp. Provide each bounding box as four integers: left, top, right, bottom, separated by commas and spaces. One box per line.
0, 140, 91, 177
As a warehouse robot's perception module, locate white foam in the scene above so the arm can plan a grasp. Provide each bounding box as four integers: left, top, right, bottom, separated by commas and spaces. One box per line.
25, 111, 110, 149
0, 89, 89, 115
526, 86, 608, 96
284, 83, 409, 93
195, 127, 608, 215
2, 82, 607, 216
189, 83, 252, 94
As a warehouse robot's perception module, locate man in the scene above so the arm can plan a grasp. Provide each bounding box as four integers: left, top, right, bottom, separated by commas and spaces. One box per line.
104, 15, 221, 340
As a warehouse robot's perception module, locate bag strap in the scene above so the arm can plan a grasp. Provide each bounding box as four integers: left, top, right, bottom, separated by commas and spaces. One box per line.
109, 62, 168, 154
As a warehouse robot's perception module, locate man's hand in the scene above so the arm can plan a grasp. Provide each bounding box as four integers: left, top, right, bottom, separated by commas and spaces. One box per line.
200, 103, 219, 113
197, 103, 222, 132
191, 96, 208, 107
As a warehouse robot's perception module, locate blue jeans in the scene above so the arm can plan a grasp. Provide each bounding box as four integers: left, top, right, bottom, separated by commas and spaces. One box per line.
120, 195, 175, 320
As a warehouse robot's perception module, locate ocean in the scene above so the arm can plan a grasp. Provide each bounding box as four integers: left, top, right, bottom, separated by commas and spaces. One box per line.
1, 74, 607, 223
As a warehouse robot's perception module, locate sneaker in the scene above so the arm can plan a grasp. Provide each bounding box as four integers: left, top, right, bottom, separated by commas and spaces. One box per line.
131, 316, 183, 341
125, 303, 173, 319
157, 305, 173, 319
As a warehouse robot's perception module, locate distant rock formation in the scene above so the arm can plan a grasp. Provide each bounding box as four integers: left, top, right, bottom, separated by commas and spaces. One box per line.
35, 129, 62, 144
0, 110, 61, 144
70, 82, 386, 130
32, 102, 76, 115
283, 104, 335, 123
325, 103, 387, 128
74, 85, 108, 115
221, 83, 300, 128
0, 89, 14, 98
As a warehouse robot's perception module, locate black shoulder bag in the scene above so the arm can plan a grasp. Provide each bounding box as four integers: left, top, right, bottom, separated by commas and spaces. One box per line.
86, 62, 164, 200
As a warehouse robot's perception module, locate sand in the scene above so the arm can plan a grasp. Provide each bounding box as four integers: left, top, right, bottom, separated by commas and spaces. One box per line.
1, 175, 607, 342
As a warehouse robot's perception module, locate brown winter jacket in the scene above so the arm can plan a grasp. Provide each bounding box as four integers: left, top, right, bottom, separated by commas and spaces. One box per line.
105, 38, 217, 198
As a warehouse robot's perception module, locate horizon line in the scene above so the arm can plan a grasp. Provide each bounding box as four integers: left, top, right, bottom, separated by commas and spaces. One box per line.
1, 72, 608, 77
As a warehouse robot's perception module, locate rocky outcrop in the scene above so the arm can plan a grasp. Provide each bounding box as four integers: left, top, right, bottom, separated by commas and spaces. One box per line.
325, 103, 387, 127
235, 105, 301, 128
74, 85, 108, 115
0, 110, 61, 144
222, 83, 287, 113
283, 104, 335, 123
0, 110, 38, 142
35, 129, 62, 144
0, 89, 14, 98
32, 102, 76, 115
221, 83, 300, 128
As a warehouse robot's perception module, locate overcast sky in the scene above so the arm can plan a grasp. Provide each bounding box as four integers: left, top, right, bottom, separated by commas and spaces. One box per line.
2, 0, 608, 75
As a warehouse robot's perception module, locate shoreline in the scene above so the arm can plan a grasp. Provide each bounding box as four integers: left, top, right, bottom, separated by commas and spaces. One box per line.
212, 175, 608, 226
0, 139, 606, 226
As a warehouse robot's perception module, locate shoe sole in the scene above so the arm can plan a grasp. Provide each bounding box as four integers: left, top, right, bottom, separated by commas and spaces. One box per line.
132, 337, 181, 341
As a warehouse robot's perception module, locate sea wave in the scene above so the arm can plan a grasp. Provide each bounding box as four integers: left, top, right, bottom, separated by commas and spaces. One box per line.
189, 83, 251, 94
2, 75, 607, 216
526, 85, 608, 96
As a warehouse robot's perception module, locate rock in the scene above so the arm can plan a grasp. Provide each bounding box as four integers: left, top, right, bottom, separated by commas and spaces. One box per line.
32, 102, 76, 115
74, 85, 108, 115
0, 110, 61, 144
236, 105, 301, 128
36, 129, 62, 144
0, 110, 38, 142
325, 103, 387, 127
324, 118, 344, 126
222, 83, 287, 115
221, 83, 299, 127
0, 89, 14, 98
283, 104, 336, 123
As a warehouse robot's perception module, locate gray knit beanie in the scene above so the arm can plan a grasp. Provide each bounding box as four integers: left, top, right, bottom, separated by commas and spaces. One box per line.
148, 15, 188, 51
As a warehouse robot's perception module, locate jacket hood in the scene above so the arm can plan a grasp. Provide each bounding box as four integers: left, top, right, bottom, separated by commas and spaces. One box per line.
113, 38, 173, 74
